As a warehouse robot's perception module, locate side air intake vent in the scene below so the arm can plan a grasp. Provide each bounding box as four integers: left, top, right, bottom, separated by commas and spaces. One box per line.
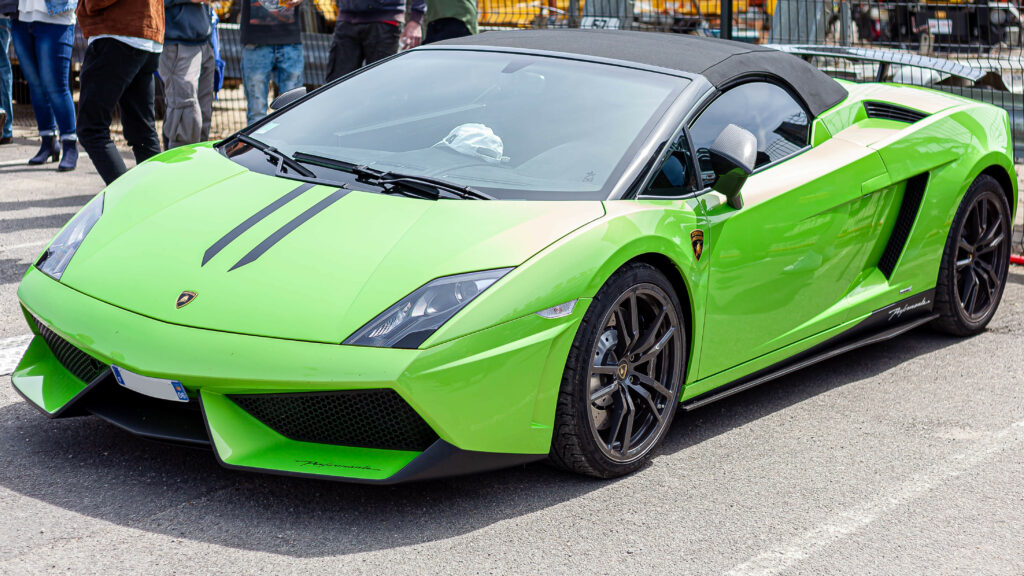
878, 173, 928, 278
34, 318, 109, 384
864, 101, 928, 124
230, 389, 439, 451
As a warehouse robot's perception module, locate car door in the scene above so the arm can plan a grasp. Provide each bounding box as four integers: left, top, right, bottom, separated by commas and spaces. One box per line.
693, 81, 889, 379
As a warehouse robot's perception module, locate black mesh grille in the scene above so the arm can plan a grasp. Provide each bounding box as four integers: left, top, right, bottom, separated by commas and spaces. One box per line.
34, 319, 109, 384
864, 101, 928, 124
229, 390, 439, 451
879, 173, 928, 278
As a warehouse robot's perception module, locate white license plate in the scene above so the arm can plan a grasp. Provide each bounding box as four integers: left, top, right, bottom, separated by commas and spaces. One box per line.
111, 365, 189, 402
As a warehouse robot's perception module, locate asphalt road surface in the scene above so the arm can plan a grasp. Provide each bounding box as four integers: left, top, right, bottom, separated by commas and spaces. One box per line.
1, 138, 1022, 575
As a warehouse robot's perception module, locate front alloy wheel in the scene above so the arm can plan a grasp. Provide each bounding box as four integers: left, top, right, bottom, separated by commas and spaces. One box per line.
550, 263, 685, 477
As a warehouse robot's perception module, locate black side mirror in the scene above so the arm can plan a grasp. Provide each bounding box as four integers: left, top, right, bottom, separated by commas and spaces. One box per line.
708, 124, 757, 210
270, 86, 307, 111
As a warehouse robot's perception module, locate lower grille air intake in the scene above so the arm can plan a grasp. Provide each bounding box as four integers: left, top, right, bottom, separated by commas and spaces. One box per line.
229, 389, 439, 451
34, 319, 109, 384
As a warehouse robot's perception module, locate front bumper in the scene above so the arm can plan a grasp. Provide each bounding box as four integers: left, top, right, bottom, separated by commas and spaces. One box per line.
13, 267, 588, 483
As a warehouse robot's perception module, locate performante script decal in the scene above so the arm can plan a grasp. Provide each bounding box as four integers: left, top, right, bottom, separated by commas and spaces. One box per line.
887, 297, 932, 322
296, 460, 382, 472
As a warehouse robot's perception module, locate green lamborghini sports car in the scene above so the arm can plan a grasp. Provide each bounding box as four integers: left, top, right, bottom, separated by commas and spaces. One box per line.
12, 31, 1016, 483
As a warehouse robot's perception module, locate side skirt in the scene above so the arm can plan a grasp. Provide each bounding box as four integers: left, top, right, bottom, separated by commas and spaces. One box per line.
682, 290, 937, 412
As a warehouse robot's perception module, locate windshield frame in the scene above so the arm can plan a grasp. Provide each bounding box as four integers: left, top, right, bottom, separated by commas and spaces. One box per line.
223, 47, 696, 201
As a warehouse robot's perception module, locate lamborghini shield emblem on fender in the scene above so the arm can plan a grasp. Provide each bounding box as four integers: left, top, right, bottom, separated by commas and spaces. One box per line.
176, 291, 198, 309
690, 230, 704, 261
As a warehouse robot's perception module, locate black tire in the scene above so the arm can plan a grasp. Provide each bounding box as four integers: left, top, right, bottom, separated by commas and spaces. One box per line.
549, 262, 686, 478
932, 174, 1011, 336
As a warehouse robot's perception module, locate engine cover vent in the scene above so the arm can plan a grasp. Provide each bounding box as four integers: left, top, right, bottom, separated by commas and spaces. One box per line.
864, 101, 928, 124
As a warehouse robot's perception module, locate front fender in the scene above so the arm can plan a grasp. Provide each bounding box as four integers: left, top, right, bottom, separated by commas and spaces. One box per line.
424, 198, 709, 361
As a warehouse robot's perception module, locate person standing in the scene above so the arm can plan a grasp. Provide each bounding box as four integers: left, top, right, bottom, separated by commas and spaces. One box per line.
76, 0, 164, 185
422, 0, 476, 44
239, 0, 303, 126
324, 0, 424, 82
0, 2, 14, 145
160, 0, 214, 148
10, 0, 78, 169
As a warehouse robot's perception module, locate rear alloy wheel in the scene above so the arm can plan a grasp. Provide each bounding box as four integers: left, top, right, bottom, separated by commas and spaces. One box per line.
933, 174, 1011, 336
549, 263, 685, 478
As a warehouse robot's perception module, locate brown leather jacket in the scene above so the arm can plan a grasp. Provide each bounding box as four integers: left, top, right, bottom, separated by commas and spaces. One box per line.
77, 0, 165, 43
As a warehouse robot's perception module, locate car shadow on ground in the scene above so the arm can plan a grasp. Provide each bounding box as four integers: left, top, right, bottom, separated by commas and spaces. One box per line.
2, 212, 79, 235
0, 259, 30, 286
0, 325, 965, 558
0, 194, 95, 212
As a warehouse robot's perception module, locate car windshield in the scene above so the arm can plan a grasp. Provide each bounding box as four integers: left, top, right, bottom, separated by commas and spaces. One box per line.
246, 50, 687, 200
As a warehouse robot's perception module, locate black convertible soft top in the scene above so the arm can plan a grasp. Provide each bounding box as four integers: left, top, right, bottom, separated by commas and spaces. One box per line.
435, 30, 848, 117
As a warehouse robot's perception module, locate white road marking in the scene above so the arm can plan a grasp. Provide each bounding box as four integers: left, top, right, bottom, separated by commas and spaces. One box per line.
0, 239, 48, 253
0, 334, 33, 377
726, 418, 1024, 576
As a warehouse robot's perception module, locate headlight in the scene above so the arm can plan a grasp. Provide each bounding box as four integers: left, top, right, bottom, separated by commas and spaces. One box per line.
344, 268, 513, 349
36, 193, 104, 281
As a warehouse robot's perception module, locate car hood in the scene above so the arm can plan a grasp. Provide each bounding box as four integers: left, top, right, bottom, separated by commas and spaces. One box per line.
60, 146, 605, 343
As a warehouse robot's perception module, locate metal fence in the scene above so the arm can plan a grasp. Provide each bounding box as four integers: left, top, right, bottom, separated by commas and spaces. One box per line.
474, 0, 1024, 157
6, 0, 1024, 156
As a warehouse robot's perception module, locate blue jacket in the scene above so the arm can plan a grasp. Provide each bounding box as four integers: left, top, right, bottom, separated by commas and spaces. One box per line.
0, 0, 16, 16
164, 0, 211, 45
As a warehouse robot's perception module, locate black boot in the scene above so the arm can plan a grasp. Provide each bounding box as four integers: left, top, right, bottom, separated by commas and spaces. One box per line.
57, 139, 78, 172
28, 135, 60, 165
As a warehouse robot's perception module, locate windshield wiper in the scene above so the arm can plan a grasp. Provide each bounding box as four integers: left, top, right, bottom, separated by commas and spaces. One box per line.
376, 173, 495, 201
292, 151, 493, 201
292, 151, 383, 180
294, 152, 434, 200
235, 133, 315, 179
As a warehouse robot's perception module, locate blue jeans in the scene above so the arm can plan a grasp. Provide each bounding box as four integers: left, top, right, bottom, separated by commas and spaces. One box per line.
10, 20, 76, 140
0, 18, 13, 139
241, 43, 303, 126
